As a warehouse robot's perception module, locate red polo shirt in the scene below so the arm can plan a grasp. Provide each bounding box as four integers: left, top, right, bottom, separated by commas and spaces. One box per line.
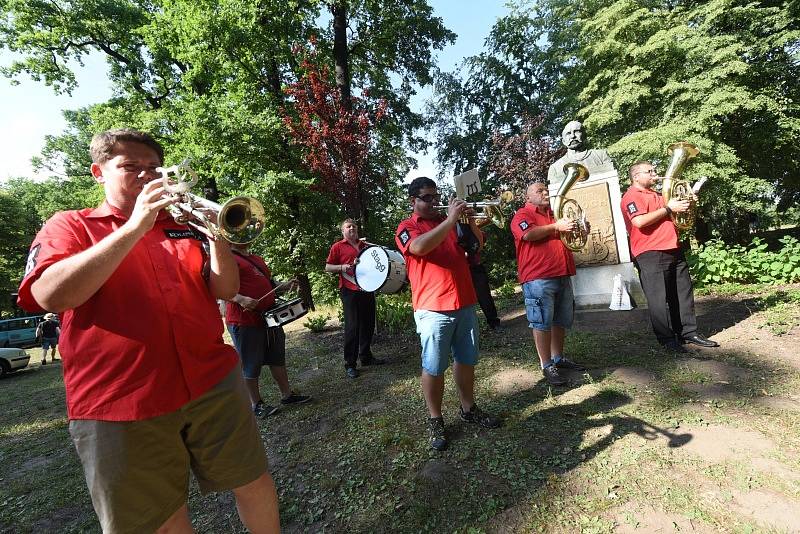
326, 239, 366, 291
511, 204, 577, 283
395, 214, 477, 311
620, 186, 679, 258
225, 253, 276, 327
17, 202, 238, 422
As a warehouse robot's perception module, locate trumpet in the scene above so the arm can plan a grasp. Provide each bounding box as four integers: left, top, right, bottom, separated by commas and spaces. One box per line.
434, 191, 514, 228
156, 160, 266, 245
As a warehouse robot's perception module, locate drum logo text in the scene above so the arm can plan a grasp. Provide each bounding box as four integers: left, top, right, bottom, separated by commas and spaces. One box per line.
371, 249, 386, 272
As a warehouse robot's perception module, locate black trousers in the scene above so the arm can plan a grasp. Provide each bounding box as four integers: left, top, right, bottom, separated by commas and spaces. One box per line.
340, 287, 376, 368
635, 249, 698, 344
469, 263, 499, 325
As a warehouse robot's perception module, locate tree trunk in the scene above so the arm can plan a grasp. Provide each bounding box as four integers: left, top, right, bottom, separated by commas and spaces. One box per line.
286, 194, 315, 311
331, 2, 352, 112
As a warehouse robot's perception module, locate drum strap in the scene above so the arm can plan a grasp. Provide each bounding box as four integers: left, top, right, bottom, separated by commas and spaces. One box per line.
232, 251, 278, 302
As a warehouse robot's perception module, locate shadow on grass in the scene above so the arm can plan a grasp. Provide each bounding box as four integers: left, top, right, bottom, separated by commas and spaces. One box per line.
2, 289, 798, 534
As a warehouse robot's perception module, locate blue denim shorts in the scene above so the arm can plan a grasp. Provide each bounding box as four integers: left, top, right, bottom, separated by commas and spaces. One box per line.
522, 277, 575, 331
41, 337, 58, 350
413, 307, 479, 376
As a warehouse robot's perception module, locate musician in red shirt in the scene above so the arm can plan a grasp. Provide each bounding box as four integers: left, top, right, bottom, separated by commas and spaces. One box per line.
226, 242, 311, 416
17, 129, 279, 533
395, 177, 501, 451
325, 219, 383, 378
511, 181, 586, 386
620, 160, 719, 352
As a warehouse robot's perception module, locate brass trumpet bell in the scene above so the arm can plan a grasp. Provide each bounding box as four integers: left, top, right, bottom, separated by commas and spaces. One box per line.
157, 160, 266, 245
218, 197, 267, 244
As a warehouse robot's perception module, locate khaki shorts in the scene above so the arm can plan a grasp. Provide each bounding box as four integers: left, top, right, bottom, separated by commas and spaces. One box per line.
69, 364, 268, 534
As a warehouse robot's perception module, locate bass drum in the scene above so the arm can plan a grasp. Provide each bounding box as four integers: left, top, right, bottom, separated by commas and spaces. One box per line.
354, 246, 407, 294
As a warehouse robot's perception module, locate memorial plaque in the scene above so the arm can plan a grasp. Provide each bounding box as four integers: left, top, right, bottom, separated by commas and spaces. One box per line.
566, 182, 619, 267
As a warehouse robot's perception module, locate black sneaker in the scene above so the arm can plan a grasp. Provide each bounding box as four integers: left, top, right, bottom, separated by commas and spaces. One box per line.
459, 404, 502, 428
361, 357, 386, 365
281, 392, 312, 405
346, 367, 359, 378
253, 401, 280, 418
542, 365, 568, 386
555, 357, 586, 371
428, 417, 448, 451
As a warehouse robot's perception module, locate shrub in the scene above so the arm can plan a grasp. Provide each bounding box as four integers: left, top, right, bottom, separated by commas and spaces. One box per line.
376, 292, 414, 334
303, 314, 330, 332
688, 236, 800, 286
494, 280, 518, 299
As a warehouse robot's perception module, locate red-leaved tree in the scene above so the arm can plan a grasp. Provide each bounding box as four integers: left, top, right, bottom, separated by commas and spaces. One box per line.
487, 114, 564, 205
283, 41, 387, 224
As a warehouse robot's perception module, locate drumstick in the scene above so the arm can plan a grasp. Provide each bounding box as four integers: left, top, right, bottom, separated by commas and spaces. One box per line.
256, 280, 295, 303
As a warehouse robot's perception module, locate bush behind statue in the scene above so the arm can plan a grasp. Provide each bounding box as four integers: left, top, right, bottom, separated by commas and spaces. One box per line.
688, 236, 800, 286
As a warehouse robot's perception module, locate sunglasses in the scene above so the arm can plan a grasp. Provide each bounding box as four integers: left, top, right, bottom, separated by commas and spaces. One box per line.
414, 193, 441, 203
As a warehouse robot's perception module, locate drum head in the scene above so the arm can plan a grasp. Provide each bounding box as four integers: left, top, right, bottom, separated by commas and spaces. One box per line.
354, 246, 390, 292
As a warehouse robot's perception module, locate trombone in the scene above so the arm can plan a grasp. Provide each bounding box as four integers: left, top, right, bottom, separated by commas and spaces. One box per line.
156, 160, 266, 245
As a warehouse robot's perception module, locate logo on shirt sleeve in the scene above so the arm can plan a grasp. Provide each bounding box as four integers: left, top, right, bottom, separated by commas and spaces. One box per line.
518, 220, 529, 231
24, 244, 40, 278
626, 202, 638, 215
398, 229, 410, 246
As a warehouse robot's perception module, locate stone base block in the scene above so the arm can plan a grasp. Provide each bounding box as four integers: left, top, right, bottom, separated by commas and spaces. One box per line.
572, 262, 646, 310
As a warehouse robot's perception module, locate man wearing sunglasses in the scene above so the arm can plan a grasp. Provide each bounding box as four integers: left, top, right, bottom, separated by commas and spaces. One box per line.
621, 161, 720, 352
395, 177, 501, 451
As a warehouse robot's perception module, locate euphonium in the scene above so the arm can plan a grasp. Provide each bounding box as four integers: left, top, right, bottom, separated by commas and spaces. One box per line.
552, 163, 590, 252
157, 160, 266, 245
662, 142, 699, 231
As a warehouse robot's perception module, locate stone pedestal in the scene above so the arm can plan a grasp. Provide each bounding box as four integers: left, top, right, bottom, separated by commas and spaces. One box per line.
548, 169, 646, 309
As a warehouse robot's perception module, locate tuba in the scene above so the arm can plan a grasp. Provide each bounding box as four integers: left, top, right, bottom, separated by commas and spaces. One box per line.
661, 142, 699, 231
157, 160, 266, 245
552, 163, 590, 252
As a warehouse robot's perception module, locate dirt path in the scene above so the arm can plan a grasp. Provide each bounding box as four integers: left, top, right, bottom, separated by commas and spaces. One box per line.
486, 290, 800, 533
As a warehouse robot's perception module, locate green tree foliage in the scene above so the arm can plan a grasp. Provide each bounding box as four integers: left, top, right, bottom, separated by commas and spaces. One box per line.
0, 191, 41, 316
0, 0, 452, 304
429, 0, 800, 243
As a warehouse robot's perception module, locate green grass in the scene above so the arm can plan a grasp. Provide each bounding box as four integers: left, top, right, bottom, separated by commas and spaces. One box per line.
1, 284, 799, 533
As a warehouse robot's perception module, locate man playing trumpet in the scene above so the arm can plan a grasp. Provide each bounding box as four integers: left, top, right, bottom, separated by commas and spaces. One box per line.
621, 161, 719, 352
395, 177, 501, 451
17, 129, 279, 533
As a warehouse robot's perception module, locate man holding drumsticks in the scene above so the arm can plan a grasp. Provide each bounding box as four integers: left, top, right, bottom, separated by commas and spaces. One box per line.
227, 242, 312, 416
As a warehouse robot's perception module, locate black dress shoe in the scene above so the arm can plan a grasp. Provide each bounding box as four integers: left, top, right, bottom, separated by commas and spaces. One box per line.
346, 367, 360, 378
663, 340, 688, 353
683, 334, 719, 348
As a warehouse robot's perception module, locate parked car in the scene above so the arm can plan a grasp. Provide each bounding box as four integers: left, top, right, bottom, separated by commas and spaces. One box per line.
0, 347, 31, 376
0, 315, 44, 348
